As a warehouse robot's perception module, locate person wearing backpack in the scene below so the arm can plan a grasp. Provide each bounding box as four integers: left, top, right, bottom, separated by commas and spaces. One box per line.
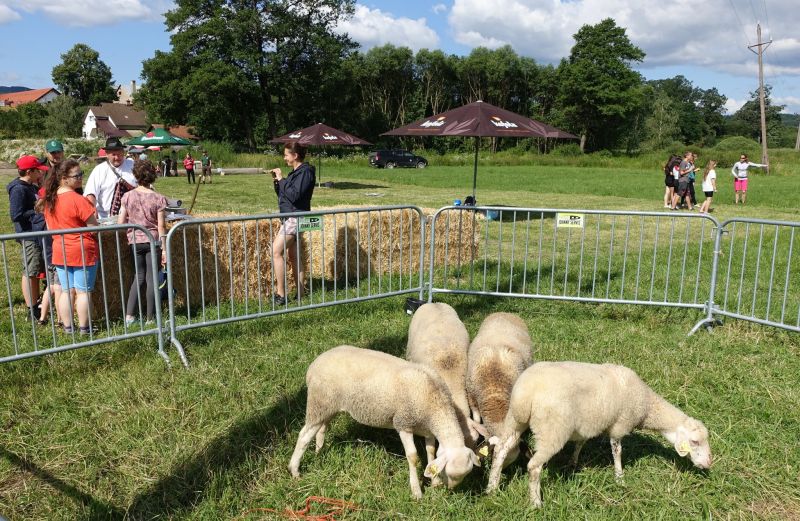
663, 154, 680, 208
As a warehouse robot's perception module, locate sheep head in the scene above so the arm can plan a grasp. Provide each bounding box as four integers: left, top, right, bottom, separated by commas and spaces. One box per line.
423, 446, 480, 489
674, 417, 711, 469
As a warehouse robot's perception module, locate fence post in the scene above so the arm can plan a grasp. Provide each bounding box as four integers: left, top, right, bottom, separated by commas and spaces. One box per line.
688, 223, 724, 336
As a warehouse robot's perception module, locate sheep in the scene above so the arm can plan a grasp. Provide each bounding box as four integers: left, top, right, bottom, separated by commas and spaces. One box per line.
486, 361, 712, 507
288, 345, 481, 499
406, 303, 486, 449
466, 312, 533, 463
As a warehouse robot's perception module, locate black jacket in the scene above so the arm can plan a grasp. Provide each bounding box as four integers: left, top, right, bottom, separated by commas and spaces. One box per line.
7, 177, 45, 234
274, 163, 315, 213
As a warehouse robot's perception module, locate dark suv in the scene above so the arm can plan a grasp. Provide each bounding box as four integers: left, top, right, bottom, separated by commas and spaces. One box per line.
369, 149, 428, 169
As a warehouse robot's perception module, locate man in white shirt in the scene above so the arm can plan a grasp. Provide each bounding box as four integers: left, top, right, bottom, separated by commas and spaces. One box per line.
731, 153, 767, 205
84, 137, 137, 218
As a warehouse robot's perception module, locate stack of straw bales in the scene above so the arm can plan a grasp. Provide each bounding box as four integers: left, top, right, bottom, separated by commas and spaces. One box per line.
91, 207, 478, 318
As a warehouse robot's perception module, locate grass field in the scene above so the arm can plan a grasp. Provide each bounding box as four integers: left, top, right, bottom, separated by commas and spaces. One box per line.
1, 160, 800, 520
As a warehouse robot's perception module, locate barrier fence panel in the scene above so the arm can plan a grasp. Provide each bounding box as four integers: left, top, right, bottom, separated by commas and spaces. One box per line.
0, 224, 167, 365
710, 218, 800, 333
164, 206, 426, 364
428, 207, 721, 325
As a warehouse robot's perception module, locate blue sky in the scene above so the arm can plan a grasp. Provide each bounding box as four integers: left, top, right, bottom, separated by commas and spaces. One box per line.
1, 0, 798, 114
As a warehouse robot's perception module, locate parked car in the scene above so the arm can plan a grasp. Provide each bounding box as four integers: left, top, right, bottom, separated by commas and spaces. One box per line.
369, 149, 428, 169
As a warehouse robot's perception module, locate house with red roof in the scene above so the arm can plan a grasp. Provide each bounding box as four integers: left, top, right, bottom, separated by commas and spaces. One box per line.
0, 88, 60, 107
83, 102, 148, 139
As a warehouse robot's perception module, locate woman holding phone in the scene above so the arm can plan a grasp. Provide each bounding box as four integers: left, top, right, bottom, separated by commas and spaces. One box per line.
269, 142, 315, 305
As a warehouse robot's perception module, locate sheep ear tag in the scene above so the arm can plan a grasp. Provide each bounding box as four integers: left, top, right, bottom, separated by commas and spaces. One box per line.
478, 445, 490, 458
677, 441, 691, 457
424, 463, 440, 478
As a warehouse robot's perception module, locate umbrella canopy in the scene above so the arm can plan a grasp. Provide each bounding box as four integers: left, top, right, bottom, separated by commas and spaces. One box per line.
126, 127, 193, 147
382, 100, 577, 200
270, 122, 371, 146
271, 123, 371, 185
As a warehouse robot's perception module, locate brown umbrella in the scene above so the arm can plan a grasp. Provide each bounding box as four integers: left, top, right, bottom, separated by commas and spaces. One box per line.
382, 100, 577, 201
271, 123, 371, 186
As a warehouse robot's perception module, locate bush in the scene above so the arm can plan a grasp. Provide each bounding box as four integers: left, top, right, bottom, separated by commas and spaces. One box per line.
712, 136, 760, 153
550, 143, 583, 157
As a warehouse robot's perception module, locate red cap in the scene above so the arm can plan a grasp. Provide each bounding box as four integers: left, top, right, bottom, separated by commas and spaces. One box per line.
16, 155, 49, 171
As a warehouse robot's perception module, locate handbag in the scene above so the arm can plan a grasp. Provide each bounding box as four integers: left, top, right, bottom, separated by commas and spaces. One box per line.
109, 165, 136, 216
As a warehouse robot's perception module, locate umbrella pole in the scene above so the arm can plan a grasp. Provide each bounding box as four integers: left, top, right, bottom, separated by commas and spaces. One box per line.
472, 136, 479, 203
318, 153, 321, 187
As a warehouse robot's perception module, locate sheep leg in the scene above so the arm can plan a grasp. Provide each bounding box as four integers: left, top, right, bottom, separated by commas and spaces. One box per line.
315, 423, 328, 453
425, 436, 443, 487
527, 456, 545, 508
289, 422, 323, 477
610, 438, 624, 479
486, 433, 520, 493
398, 430, 424, 499
527, 430, 571, 508
570, 439, 586, 467
469, 394, 481, 423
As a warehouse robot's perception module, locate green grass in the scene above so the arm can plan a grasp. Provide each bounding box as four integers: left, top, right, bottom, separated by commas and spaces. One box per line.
1, 160, 800, 520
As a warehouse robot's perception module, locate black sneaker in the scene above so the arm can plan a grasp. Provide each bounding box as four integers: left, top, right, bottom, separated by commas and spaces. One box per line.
273, 294, 287, 306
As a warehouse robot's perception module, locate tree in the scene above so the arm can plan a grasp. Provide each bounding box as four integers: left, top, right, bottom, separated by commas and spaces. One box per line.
15, 103, 48, 138
728, 85, 785, 143
51, 44, 116, 106
139, 0, 355, 149
557, 19, 645, 151
647, 76, 727, 145
643, 91, 681, 150
44, 95, 84, 137
415, 49, 458, 115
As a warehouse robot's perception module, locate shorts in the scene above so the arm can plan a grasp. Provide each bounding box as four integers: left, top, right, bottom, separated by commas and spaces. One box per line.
279, 217, 298, 236
202, 166, 212, 175
734, 178, 748, 191
21, 239, 44, 277
54, 264, 98, 292
704, 191, 714, 198
665, 176, 674, 188
676, 180, 690, 197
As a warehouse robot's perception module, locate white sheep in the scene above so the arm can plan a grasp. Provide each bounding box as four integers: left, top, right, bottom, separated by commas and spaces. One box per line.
466, 312, 533, 462
288, 345, 481, 499
487, 361, 712, 507
407, 302, 486, 448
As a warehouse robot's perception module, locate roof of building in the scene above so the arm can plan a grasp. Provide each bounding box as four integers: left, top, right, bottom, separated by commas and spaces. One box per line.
87, 102, 147, 129
0, 87, 59, 106
96, 117, 130, 138
151, 124, 198, 140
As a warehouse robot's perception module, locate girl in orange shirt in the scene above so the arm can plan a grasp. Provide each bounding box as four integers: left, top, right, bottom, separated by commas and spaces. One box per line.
42, 160, 99, 334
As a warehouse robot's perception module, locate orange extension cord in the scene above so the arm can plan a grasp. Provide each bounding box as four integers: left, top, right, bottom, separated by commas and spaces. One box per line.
237, 496, 359, 521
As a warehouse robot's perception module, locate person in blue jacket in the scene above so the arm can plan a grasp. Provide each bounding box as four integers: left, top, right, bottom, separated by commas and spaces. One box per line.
7, 155, 48, 320
269, 142, 315, 305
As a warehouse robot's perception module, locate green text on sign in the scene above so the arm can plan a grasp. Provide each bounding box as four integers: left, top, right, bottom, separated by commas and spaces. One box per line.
556, 213, 584, 228
299, 215, 323, 233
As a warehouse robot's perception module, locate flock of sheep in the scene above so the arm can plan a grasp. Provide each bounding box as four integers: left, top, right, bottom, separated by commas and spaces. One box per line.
289, 303, 712, 507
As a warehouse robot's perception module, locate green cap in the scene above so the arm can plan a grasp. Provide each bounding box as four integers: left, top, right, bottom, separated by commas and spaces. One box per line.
45, 139, 64, 153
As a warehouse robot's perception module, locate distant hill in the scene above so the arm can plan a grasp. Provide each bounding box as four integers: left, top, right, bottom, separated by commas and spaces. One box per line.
0, 86, 31, 94
781, 113, 799, 127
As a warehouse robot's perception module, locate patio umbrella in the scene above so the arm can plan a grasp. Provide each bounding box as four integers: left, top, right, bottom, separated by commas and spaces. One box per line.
126, 127, 193, 147
382, 100, 577, 201
270, 122, 371, 186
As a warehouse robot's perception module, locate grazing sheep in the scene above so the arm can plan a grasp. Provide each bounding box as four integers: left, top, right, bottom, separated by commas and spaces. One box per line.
466, 312, 533, 463
487, 361, 712, 507
289, 345, 481, 499
407, 303, 486, 448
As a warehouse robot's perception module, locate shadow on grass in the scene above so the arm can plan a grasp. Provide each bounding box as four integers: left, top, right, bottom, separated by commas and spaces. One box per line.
124, 386, 307, 520
329, 182, 388, 190
0, 446, 125, 520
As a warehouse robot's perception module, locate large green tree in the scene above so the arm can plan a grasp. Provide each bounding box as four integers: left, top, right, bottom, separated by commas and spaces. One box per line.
138, 0, 355, 149
51, 44, 116, 106
647, 76, 727, 145
44, 95, 84, 138
727, 85, 785, 143
557, 18, 645, 151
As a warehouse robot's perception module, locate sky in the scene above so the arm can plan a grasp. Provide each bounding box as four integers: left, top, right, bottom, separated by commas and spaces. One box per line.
1, 0, 798, 115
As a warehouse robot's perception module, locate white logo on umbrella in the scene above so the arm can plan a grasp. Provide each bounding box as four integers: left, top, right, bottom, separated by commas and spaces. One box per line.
490, 116, 518, 129
420, 117, 446, 128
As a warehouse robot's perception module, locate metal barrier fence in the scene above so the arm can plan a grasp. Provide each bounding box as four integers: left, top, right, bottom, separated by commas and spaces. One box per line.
0, 224, 167, 364
164, 206, 427, 366
427, 206, 722, 333
705, 217, 800, 334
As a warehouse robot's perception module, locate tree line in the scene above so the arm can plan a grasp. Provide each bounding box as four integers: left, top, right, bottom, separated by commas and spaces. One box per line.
0, 1, 793, 153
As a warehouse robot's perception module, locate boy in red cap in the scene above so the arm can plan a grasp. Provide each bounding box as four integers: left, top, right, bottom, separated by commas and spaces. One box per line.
7, 156, 48, 321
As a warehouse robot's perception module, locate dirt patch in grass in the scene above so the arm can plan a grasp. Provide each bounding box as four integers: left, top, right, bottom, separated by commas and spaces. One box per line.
748, 499, 800, 520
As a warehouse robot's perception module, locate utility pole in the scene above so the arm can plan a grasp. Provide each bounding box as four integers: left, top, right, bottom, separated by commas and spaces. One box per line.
748, 23, 772, 173
795, 119, 800, 151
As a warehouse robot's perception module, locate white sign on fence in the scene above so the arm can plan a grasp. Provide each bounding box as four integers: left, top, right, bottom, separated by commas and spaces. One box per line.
299, 215, 323, 233
556, 212, 584, 228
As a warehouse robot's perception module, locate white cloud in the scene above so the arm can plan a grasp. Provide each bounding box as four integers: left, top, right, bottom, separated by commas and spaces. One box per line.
0, 4, 21, 23
724, 97, 746, 114
774, 96, 800, 113
2, 0, 164, 26
337, 5, 439, 52
432, 3, 447, 15
447, 0, 800, 78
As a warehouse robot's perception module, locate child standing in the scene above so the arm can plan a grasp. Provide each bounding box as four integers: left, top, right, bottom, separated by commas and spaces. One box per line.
699, 161, 717, 214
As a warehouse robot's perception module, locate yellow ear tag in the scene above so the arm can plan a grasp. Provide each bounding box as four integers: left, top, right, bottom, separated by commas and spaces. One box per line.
678, 441, 691, 455
478, 446, 489, 457
429, 464, 439, 477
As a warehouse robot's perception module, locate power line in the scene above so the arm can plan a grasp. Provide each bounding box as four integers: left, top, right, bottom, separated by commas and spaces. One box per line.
727, 0, 752, 46
761, 0, 771, 40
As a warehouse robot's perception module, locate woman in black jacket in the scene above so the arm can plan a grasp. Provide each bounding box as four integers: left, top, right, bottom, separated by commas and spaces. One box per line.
269, 142, 315, 305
